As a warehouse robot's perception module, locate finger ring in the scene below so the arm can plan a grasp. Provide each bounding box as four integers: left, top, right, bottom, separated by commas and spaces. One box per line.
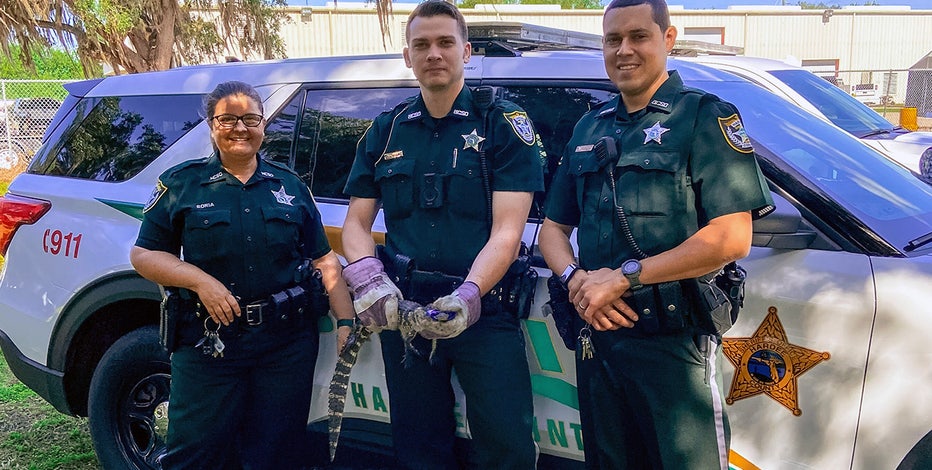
579, 303, 588, 309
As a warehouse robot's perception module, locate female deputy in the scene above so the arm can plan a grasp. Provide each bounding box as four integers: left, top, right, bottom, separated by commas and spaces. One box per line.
130, 80, 355, 469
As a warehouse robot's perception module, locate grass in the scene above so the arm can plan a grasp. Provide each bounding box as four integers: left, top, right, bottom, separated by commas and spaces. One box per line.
1, 165, 98, 469
0, 352, 99, 469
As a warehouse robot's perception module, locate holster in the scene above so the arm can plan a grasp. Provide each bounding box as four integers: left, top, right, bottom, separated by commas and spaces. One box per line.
159, 288, 198, 353
544, 274, 580, 350
299, 267, 330, 317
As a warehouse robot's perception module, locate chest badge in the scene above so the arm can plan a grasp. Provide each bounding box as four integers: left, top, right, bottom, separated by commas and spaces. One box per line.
462, 129, 486, 151
272, 185, 295, 206
722, 306, 830, 416
642, 121, 670, 145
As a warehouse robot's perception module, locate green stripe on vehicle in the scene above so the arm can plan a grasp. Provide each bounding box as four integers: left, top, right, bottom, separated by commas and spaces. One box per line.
97, 199, 144, 220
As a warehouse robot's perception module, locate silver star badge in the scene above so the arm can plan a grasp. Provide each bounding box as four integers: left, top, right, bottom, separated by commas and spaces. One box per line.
642, 121, 670, 145
462, 129, 486, 151
272, 185, 295, 206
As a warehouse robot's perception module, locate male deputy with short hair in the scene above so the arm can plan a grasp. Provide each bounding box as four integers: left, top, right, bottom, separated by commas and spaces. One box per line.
340, 1, 544, 468
539, 0, 772, 468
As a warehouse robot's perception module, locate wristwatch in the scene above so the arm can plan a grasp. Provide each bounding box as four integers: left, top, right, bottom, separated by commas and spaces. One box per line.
621, 259, 643, 290
560, 263, 579, 286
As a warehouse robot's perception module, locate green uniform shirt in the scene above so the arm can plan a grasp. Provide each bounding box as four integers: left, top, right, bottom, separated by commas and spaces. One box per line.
136, 153, 330, 301
545, 71, 772, 270
344, 86, 545, 275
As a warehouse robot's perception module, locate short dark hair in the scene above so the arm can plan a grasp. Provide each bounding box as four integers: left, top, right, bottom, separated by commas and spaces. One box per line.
605, 0, 671, 32
406, 0, 468, 43
204, 80, 263, 120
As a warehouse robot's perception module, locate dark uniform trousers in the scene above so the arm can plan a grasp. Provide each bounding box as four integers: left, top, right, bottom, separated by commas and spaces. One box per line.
379, 312, 536, 470
577, 329, 729, 470
161, 321, 319, 470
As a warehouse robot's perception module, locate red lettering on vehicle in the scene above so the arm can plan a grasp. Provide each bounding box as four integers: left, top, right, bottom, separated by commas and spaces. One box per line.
42, 229, 82, 259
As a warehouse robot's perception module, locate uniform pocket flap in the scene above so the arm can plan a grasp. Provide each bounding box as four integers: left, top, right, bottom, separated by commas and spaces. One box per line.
262, 205, 301, 224
186, 209, 231, 230
374, 158, 416, 181
617, 151, 682, 173
567, 152, 602, 176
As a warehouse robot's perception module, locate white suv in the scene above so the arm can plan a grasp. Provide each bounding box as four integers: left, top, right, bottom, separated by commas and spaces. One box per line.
1, 25, 932, 470
689, 55, 932, 180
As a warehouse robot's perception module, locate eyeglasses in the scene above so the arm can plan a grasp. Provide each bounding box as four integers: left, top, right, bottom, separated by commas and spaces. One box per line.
211, 113, 264, 128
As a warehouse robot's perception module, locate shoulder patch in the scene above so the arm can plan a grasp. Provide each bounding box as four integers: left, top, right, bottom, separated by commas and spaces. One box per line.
503, 110, 536, 145
718, 114, 754, 154
143, 180, 168, 213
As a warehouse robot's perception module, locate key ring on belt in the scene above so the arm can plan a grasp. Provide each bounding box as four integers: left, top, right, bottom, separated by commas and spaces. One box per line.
204, 316, 221, 333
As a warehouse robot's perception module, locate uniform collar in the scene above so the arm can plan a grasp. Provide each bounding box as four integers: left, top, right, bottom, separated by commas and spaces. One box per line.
400, 86, 478, 124
604, 70, 683, 122
201, 152, 282, 185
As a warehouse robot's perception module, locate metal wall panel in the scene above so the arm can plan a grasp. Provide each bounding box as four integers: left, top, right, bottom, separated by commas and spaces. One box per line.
276, 6, 932, 73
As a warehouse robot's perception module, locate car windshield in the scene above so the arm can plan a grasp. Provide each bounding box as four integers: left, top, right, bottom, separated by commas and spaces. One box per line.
696, 79, 932, 253
768, 69, 897, 138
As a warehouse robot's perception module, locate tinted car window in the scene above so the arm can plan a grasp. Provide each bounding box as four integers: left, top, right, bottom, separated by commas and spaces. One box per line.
298, 88, 419, 200
500, 86, 616, 219
698, 79, 932, 252
30, 94, 203, 181
768, 69, 896, 137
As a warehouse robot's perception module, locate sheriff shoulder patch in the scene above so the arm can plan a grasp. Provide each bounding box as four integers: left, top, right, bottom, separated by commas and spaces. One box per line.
144, 180, 167, 213
718, 114, 754, 154
503, 111, 536, 146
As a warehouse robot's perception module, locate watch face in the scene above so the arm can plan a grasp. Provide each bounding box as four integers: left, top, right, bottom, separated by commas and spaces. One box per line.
622, 260, 639, 275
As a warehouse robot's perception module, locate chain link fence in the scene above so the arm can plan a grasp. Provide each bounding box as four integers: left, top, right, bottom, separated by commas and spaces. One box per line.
0, 80, 72, 170
831, 68, 932, 131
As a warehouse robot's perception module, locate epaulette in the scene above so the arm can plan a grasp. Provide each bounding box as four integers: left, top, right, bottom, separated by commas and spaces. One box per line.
162, 156, 211, 179
594, 98, 618, 119
385, 94, 419, 118
264, 158, 301, 177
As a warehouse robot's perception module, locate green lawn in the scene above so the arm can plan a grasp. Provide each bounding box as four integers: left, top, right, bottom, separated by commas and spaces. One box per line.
0, 353, 99, 469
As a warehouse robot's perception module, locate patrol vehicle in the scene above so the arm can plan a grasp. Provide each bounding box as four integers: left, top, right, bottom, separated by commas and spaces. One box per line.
0, 23, 931, 469
687, 55, 932, 181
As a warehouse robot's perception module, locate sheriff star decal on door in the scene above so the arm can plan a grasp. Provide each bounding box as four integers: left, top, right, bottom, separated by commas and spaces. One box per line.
722, 307, 830, 416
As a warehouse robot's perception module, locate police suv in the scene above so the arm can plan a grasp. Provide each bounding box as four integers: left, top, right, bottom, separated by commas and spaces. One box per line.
1, 23, 931, 469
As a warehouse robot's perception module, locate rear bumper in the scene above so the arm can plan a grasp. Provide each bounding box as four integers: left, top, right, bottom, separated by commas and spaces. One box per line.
0, 328, 71, 415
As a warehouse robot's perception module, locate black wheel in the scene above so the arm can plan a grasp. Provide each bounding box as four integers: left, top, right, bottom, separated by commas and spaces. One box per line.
88, 326, 171, 469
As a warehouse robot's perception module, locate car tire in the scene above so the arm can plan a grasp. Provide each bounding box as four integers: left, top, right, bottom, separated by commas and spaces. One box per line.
88, 326, 171, 470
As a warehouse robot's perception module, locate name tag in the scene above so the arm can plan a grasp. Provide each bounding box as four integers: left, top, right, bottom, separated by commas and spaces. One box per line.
383, 151, 403, 160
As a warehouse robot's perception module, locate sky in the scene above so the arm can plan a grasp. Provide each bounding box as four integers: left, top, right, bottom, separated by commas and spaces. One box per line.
287, 0, 932, 8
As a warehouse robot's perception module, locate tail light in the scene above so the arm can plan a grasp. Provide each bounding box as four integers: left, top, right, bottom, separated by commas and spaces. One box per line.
0, 194, 51, 256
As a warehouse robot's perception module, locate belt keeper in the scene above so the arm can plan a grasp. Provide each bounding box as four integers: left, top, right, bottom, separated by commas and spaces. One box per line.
285, 286, 307, 316
269, 291, 291, 320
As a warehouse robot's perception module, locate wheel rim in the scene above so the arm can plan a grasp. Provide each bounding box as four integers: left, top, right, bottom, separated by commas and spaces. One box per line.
119, 372, 171, 468
0, 148, 17, 169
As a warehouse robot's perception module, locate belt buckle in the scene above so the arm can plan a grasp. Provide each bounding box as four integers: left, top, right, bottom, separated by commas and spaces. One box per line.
245, 302, 264, 326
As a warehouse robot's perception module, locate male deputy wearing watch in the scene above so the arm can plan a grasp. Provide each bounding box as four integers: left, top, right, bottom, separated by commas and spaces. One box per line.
538, 0, 772, 468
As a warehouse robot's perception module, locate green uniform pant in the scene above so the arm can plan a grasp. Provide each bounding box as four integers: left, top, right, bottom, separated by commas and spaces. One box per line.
577, 330, 730, 470
162, 323, 318, 470
380, 314, 537, 470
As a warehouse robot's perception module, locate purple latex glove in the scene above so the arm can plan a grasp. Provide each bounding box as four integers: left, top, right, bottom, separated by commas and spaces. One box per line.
420, 281, 482, 340
341, 257, 402, 332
